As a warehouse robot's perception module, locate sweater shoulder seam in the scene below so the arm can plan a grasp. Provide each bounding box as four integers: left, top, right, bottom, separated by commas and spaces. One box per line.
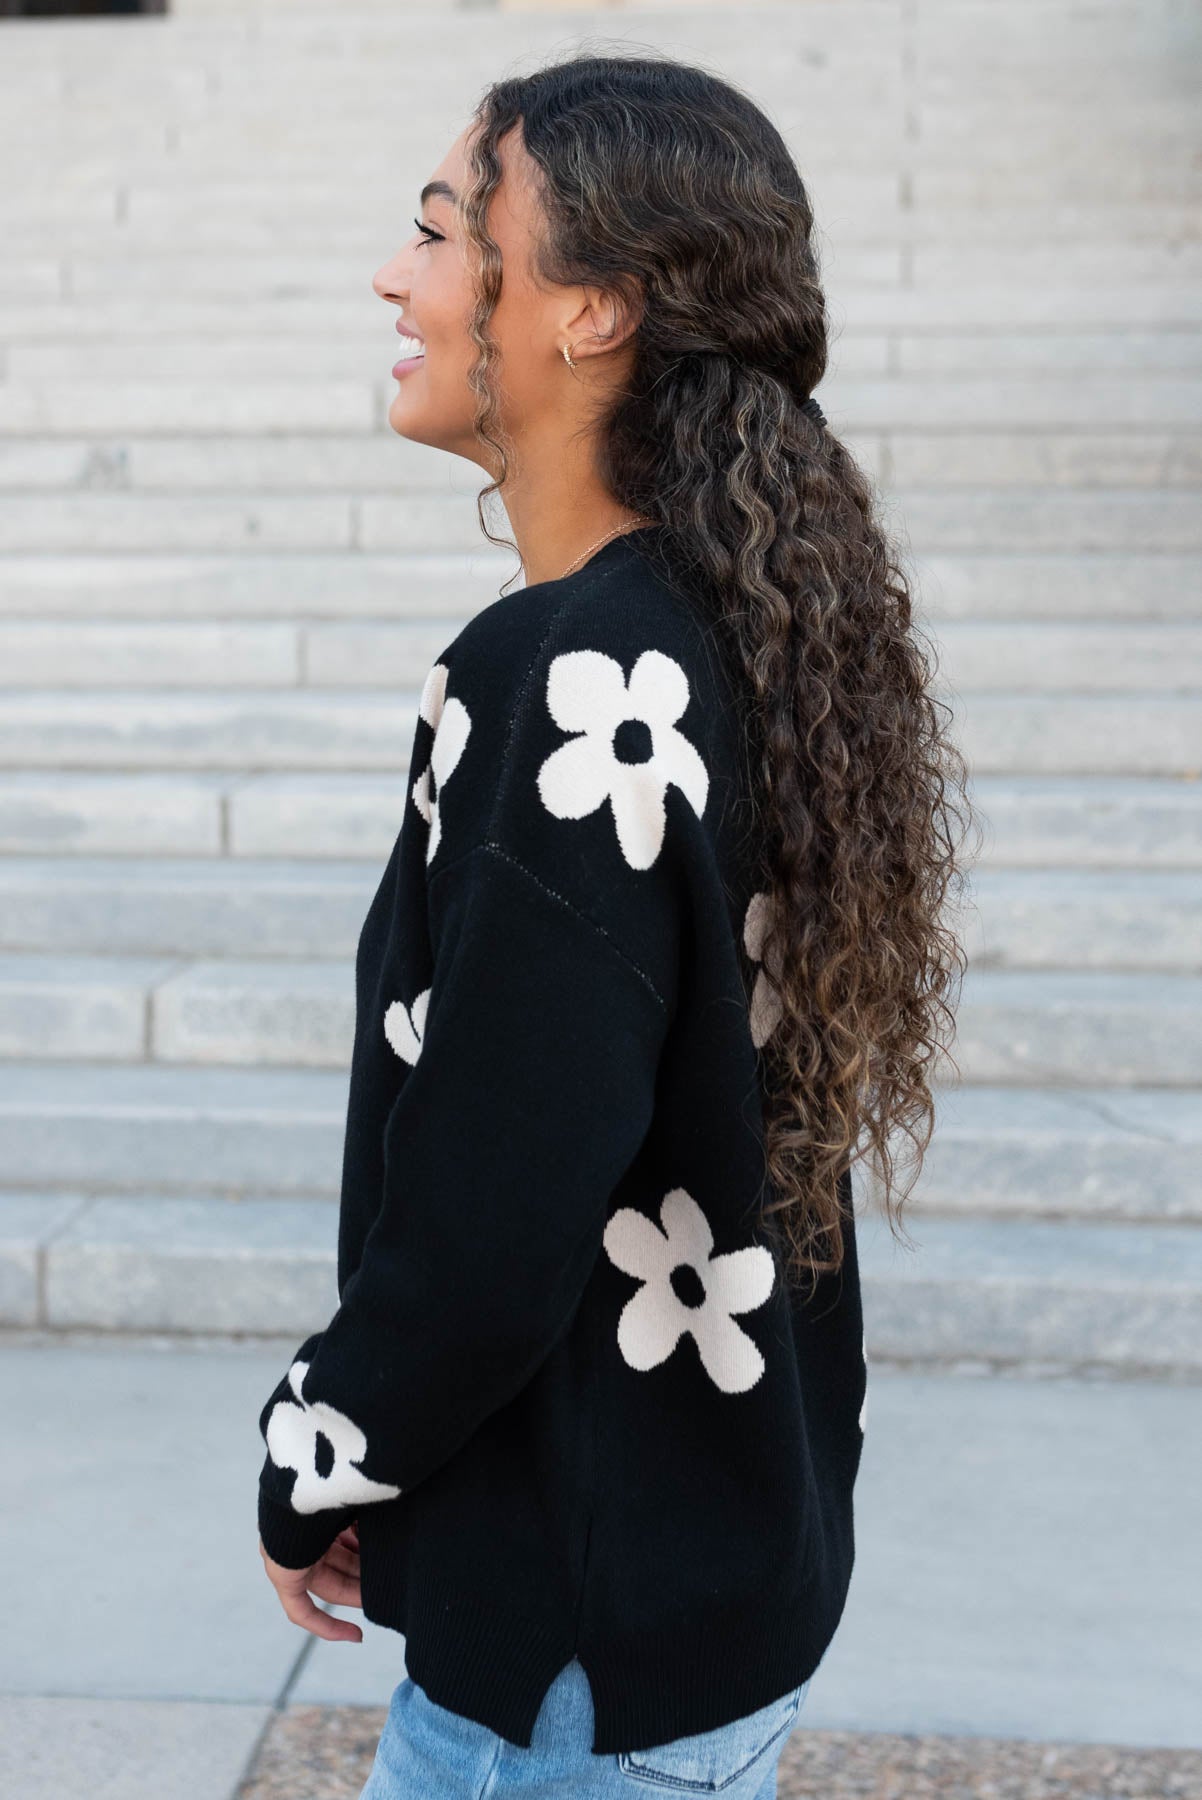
426, 838, 670, 1013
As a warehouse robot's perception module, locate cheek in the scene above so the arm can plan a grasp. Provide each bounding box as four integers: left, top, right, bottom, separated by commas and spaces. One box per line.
423, 297, 477, 381
487, 325, 542, 397
423, 337, 476, 402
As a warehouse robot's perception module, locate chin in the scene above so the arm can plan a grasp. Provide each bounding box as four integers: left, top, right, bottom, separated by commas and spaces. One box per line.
386, 411, 447, 455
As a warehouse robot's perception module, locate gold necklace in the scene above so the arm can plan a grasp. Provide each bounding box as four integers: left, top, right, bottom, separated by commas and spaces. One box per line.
559, 514, 657, 581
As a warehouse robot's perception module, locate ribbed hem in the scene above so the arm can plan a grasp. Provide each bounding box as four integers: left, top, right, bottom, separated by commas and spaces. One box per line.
580, 1606, 834, 1754
362, 1545, 573, 1748
360, 1542, 847, 1755
257, 1488, 355, 1571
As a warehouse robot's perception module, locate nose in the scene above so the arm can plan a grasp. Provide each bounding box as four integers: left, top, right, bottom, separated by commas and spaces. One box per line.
372, 254, 406, 304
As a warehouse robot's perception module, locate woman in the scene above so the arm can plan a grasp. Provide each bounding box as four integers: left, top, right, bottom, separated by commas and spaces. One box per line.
255, 48, 975, 1800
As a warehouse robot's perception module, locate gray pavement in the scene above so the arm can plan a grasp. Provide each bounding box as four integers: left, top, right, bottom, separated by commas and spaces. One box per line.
0, 1332, 1198, 1799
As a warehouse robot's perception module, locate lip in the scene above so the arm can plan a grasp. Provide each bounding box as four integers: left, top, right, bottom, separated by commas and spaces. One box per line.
395, 317, 425, 344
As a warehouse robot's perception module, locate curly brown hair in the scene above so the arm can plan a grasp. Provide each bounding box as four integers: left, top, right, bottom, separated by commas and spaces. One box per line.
452, 46, 981, 1298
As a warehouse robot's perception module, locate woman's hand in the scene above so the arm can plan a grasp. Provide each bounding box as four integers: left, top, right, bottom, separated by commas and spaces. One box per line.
260, 1520, 363, 1641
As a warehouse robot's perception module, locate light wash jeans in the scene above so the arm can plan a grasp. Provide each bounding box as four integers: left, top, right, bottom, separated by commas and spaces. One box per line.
358, 1655, 812, 1798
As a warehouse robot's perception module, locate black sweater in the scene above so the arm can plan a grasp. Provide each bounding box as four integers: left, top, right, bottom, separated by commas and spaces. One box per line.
256, 524, 867, 1755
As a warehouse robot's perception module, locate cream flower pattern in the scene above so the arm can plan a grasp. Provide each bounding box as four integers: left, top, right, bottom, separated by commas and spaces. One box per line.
411, 660, 471, 864
264, 1359, 403, 1514
536, 647, 708, 870
384, 988, 429, 1065
603, 1186, 776, 1393
743, 889, 785, 1048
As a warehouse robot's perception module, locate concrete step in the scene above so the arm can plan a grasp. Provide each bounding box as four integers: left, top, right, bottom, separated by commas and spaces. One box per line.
0, 619, 306, 689
2, 550, 1198, 621
0, 551, 505, 618
968, 775, 1202, 868
0, 857, 381, 958
0, 1064, 1195, 1223
0, 770, 1193, 868
0, 488, 1191, 553
149, 958, 354, 1069
8, 120, 1198, 190
6, 372, 1202, 438
1, 687, 1198, 776
935, 622, 1202, 691
0, 1190, 341, 1335
3, 248, 900, 311
0, 1059, 346, 1197
4, 268, 1194, 333
1, 856, 1200, 969
57, 218, 1160, 276
0, 770, 399, 858
9, 332, 1202, 383
912, 1082, 1202, 1223
0, 492, 399, 553
924, 553, 1202, 622
897, 328, 1202, 374
1, 298, 1199, 367
839, 279, 1202, 331
0, 955, 344, 1067
956, 696, 1201, 776
3, 427, 1202, 496
893, 429, 1202, 488
856, 1210, 1202, 1376
4, 335, 1202, 406
951, 967, 1202, 1087
0, 689, 417, 771
0, 432, 482, 494
2, 955, 1201, 1080
2, 1187, 1198, 1373
0, 953, 179, 1061
1, 617, 1199, 693
0, 617, 461, 688
22, 216, 1195, 284
0, 378, 377, 435
7, 198, 1202, 253
892, 488, 1202, 552
957, 868, 1202, 970
0, 771, 228, 856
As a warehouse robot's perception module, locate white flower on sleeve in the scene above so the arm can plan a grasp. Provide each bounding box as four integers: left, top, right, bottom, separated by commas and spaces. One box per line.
411, 660, 471, 864
384, 988, 429, 1065
264, 1360, 403, 1513
602, 1186, 775, 1393
743, 889, 785, 1048
536, 648, 708, 870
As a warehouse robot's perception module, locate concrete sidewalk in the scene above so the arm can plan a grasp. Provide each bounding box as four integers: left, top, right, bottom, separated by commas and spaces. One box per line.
0, 1333, 1198, 1799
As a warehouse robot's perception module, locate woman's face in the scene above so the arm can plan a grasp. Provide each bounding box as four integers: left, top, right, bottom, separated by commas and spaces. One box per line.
372, 122, 629, 474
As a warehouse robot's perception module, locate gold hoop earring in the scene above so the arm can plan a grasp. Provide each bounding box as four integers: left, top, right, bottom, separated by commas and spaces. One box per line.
562, 344, 577, 370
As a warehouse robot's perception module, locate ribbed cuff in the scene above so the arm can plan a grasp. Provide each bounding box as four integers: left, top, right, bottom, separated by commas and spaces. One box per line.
258, 1487, 355, 1571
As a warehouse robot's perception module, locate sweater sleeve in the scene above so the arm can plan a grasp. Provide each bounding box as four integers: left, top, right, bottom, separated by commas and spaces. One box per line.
257, 617, 706, 1569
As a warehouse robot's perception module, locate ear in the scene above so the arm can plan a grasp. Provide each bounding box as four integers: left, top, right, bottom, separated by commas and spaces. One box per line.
560, 281, 643, 363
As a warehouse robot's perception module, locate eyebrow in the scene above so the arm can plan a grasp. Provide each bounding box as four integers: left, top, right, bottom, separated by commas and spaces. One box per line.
419, 180, 458, 208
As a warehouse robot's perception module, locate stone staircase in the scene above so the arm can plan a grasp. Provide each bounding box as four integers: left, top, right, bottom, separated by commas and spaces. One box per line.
0, 1, 1199, 1374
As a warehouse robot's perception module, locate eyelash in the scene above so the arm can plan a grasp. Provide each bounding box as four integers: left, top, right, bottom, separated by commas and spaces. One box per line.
413, 217, 443, 246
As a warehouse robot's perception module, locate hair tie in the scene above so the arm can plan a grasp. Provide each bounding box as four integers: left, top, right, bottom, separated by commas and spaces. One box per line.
801, 395, 826, 428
